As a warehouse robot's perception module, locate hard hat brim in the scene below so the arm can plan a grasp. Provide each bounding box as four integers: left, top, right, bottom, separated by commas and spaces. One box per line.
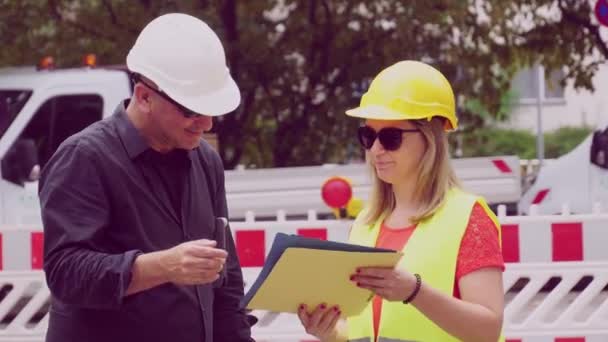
167, 76, 241, 117
346, 105, 423, 121
345, 105, 456, 131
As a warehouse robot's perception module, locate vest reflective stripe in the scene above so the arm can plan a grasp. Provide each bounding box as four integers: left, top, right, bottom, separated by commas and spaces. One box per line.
347, 188, 505, 342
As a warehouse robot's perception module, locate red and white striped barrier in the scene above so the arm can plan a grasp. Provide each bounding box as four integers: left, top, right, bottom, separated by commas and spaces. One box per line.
231, 208, 608, 269
231, 214, 350, 269
6, 203, 607, 271
0, 209, 606, 341
0, 227, 44, 271
499, 214, 608, 263
3, 213, 606, 273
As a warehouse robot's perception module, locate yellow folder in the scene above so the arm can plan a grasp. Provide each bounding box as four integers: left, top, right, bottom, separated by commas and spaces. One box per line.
245, 247, 403, 317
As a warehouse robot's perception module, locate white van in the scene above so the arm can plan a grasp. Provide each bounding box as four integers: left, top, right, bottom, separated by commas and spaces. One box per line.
518, 124, 608, 215
0, 65, 131, 227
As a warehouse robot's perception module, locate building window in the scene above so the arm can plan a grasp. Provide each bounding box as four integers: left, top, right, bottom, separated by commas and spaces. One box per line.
544, 68, 565, 99
511, 65, 565, 103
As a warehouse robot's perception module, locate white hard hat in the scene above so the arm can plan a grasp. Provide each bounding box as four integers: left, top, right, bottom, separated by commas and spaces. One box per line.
127, 13, 240, 116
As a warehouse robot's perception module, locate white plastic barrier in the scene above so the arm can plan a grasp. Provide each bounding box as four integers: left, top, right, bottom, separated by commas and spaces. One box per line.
249, 262, 608, 342
0, 209, 606, 341
503, 262, 608, 341
225, 156, 521, 219
232, 213, 608, 342
0, 271, 48, 342
0, 264, 605, 342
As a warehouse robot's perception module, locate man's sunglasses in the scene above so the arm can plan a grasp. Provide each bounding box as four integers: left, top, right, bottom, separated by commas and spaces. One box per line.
357, 125, 421, 151
130, 73, 200, 118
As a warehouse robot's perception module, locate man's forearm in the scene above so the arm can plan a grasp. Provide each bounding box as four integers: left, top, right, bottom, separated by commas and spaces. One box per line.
126, 251, 169, 296
45, 248, 141, 309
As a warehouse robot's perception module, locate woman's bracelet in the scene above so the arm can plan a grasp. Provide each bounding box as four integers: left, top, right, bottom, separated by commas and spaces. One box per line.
402, 273, 422, 304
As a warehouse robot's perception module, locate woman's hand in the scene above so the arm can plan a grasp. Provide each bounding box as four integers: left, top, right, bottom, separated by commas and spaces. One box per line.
297, 303, 342, 341
351, 267, 418, 302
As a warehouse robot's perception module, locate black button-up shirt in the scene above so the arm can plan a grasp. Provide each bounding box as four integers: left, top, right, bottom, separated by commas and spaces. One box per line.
139, 148, 190, 224
39, 102, 252, 342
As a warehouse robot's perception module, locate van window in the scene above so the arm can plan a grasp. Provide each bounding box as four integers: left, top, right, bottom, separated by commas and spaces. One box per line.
0, 90, 32, 139
1, 94, 103, 185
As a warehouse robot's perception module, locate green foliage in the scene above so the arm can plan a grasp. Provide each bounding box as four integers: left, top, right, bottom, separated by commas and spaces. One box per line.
0, 0, 605, 168
459, 128, 537, 159
458, 126, 593, 159
544, 126, 593, 158
463, 90, 517, 124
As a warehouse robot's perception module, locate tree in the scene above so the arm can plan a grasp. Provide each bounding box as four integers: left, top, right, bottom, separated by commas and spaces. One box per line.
491, 0, 608, 91
0, 0, 605, 168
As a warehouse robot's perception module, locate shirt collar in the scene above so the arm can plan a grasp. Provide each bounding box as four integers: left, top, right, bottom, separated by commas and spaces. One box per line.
114, 100, 197, 162
114, 100, 150, 160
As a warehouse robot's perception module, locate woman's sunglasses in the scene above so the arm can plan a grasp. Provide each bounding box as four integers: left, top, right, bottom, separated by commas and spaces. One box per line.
130, 73, 200, 118
357, 125, 421, 151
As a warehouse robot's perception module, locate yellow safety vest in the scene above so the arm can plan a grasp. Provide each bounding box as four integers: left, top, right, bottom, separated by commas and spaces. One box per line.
347, 187, 505, 342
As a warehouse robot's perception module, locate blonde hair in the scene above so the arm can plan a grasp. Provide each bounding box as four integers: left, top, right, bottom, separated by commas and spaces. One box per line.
362, 117, 460, 224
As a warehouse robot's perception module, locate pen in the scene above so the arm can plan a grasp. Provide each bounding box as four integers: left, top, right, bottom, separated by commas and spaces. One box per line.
214, 217, 228, 287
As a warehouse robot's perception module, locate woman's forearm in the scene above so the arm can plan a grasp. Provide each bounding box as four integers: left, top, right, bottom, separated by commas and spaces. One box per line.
410, 283, 503, 342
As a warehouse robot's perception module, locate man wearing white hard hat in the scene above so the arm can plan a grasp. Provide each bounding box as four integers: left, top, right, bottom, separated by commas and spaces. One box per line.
39, 13, 253, 342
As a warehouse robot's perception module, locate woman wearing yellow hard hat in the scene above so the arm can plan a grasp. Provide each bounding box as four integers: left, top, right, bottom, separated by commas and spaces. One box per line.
297, 61, 505, 342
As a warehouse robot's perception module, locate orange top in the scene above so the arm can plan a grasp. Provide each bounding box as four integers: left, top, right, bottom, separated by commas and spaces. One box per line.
372, 202, 505, 340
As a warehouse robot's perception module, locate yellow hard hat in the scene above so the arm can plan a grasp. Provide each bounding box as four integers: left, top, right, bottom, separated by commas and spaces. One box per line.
346, 60, 457, 131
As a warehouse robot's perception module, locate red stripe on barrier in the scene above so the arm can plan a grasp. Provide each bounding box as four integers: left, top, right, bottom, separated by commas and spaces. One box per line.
505, 339, 522, 342
532, 188, 550, 204
236, 230, 266, 267
31, 232, 44, 270
492, 159, 513, 173
552, 223, 583, 262
555, 338, 585, 342
297, 228, 327, 241
501, 224, 520, 263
